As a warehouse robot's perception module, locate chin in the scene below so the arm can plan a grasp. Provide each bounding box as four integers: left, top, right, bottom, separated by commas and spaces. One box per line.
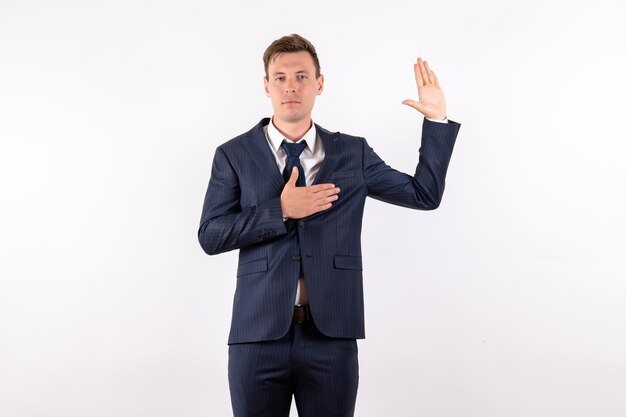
277, 112, 307, 124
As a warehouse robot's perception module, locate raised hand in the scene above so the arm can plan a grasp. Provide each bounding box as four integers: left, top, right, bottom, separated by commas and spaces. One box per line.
280, 167, 340, 219
402, 57, 447, 121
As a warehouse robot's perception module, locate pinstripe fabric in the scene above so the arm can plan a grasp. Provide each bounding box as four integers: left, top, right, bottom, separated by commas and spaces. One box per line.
228, 322, 358, 417
198, 117, 460, 344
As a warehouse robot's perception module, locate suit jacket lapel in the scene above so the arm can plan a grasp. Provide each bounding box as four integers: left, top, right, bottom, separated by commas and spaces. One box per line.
312, 123, 340, 185
242, 118, 341, 192
242, 118, 286, 192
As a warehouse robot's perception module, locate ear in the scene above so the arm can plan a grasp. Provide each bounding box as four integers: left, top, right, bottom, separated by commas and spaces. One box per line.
263, 76, 270, 97
316, 74, 324, 96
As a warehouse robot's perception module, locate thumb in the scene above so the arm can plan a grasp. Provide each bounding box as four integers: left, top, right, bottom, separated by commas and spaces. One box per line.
287, 166, 299, 186
402, 99, 426, 114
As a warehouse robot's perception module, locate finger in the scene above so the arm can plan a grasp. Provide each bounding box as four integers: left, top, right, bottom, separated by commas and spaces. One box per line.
402, 99, 423, 110
414, 62, 424, 87
323, 194, 339, 203
431, 69, 440, 87
287, 166, 298, 185
418, 58, 430, 85
313, 202, 333, 213
314, 193, 339, 204
424, 60, 435, 84
311, 183, 336, 192
317, 188, 340, 199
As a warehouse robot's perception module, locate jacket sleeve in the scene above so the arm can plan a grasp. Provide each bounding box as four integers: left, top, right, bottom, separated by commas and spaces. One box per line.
363, 118, 461, 210
198, 146, 287, 255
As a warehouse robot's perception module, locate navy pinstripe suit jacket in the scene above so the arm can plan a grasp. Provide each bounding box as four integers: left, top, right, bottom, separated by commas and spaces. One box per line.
198, 117, 460, 344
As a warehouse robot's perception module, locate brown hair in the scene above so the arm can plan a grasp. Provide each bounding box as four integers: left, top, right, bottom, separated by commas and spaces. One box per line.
263, 34, 321, 79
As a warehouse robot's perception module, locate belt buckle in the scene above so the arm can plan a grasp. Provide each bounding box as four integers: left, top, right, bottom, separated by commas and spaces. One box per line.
293, 305, 310, 324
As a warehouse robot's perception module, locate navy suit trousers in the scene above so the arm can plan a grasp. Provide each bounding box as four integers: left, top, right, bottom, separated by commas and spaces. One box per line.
228, 321, 359, 417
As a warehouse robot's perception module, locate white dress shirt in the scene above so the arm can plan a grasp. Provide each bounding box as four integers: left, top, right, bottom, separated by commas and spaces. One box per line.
263, 116, 448, 305
263, 117, 324, 305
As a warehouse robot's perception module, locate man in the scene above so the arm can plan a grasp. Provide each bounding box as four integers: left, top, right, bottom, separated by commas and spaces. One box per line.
198, 34, 460, 417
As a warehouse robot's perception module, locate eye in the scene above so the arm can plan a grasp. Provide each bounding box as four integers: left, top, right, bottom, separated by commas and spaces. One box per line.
297, 75, 307, 80
275, 76, 285, 81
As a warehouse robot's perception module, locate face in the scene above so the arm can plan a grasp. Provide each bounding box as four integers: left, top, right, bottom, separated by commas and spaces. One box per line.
264, 51, 324, 125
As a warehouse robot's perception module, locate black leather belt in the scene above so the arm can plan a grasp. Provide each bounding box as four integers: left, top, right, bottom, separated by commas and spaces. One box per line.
292, 305, 312, 324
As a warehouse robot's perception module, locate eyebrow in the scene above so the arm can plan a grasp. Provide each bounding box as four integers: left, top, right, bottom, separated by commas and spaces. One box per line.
272, 70, 310, 76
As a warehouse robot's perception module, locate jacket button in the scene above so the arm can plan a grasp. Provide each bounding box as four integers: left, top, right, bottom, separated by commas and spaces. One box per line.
299, 220, 305, 228
292, 255, 301, 261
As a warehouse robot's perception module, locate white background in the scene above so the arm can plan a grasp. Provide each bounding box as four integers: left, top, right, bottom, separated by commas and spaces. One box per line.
1, 1, 625, 416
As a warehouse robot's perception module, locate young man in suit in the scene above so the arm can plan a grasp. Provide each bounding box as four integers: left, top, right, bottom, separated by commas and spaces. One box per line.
198, 34, 460, 417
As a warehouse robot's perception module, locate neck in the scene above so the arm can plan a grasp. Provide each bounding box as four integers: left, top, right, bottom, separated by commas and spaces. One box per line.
272, 116, 312, 142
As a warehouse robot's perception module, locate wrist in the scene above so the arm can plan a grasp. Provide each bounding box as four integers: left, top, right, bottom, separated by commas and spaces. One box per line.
426, 115, 448, 123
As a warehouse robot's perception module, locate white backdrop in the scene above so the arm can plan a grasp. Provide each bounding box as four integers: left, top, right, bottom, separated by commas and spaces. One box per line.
1, 1, 625, 416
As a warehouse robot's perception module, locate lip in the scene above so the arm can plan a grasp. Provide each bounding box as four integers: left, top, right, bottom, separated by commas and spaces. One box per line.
282, 100, 301, 104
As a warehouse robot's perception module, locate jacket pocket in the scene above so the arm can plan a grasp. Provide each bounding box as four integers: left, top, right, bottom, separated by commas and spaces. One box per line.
333, 255, 363, 270
237, 257, 268, 277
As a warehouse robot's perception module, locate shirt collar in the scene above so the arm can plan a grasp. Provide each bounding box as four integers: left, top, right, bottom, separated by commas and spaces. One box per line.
266, 117, 317, 153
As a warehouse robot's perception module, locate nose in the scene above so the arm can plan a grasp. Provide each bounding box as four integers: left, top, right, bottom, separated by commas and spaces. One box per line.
285, 79, 296, 93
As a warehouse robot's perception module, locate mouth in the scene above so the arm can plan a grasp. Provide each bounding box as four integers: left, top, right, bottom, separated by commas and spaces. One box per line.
282, 100, 301, 105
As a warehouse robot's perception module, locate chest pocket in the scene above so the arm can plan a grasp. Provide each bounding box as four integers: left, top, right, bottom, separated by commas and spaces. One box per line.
329, 169, 356, 180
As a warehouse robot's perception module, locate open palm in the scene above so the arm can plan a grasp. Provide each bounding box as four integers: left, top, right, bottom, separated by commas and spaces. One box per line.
402, 57, 447, 121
